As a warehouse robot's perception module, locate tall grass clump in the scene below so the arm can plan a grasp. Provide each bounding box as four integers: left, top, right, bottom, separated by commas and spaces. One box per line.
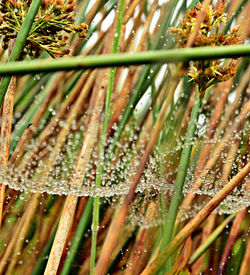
0, 1, 249, 275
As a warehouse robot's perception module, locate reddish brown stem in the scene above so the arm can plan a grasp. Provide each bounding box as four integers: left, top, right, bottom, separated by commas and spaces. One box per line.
217, 208, 247, 275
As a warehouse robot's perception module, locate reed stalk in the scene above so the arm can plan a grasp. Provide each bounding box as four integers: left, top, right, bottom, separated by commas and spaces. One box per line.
90, 0, 125, 273
159, 85, 200, 272
0, 45, 249, 76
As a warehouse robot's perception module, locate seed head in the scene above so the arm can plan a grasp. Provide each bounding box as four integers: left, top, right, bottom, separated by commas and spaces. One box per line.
170, 2, 242, 96
0, 0, 88, 58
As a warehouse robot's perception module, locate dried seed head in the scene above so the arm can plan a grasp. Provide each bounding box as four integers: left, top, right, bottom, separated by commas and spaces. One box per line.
170, 2, 242, 96
0, 0, 88, 58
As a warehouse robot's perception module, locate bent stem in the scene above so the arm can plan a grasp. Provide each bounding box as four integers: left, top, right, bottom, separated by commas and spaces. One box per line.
90, 0, 126, 273
160, 85, 200, 271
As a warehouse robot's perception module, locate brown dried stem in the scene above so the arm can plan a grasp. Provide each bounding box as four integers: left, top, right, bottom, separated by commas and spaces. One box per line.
0, 76, 16, 225
44, 22, 116, 273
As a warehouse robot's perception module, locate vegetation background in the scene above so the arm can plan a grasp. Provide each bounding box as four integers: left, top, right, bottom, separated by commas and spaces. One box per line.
0, 0, 249, 274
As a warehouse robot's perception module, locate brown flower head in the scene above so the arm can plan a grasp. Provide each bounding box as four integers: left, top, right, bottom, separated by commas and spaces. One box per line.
0, 0, 88, 58
170, 2, 242, 96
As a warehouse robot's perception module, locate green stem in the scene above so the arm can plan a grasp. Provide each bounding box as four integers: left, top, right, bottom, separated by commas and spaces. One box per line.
160, 86, 200, 271
76, 0, 117, 55
109, 0, 186, 155
153, 0, 179, 49
14, 73, 46, 110
10, 74, 56, 155
0, 0, 42, 107
76, 0, 92, 25
61, 198, 93, 275
0, 45, 249, 76
189, 213, 236, 265
223, 0, 247, 34
90, 0, 126, 274
32, 224, 58, 275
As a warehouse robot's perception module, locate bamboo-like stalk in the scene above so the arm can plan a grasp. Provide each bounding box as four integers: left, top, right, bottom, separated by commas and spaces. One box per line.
140, 162, 250, 274
43, 88, 101, 273
44, 24, 117, 274
61, 198, 93, 275
0, 45, 249, 76
90, 0, 126, 273
44, 194, 79, 275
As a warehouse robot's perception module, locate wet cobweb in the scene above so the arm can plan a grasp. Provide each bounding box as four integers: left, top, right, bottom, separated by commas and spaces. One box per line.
1, 112, 249, 227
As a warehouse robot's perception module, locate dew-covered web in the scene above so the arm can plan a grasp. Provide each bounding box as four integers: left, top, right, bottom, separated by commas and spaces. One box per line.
1, 104, 249, 227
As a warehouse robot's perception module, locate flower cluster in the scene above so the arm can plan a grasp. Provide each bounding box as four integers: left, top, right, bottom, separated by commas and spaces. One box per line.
0, 0, 88, 58
170, 2, 242, 95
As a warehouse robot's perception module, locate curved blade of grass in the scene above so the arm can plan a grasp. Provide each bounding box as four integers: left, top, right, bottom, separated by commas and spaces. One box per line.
0, 0, 42, 107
